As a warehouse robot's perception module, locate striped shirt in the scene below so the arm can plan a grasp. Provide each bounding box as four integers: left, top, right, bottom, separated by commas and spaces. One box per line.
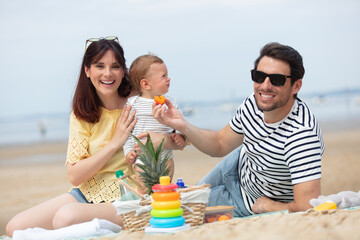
123, 96, 180, 163
229, 94, 325, 213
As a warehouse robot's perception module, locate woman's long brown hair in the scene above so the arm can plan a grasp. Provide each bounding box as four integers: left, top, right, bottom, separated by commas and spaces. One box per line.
72, 39, 132, 123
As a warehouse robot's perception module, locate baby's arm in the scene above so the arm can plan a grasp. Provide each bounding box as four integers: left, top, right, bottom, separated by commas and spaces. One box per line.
123, 134, 135, 165
125, 151, 138, 165
171, 133, 187, 148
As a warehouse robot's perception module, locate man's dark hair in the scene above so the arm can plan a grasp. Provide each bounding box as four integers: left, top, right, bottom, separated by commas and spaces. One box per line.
254, 42, 305, 85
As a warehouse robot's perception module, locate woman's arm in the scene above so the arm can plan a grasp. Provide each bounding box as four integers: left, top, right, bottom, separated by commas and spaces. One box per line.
67, 105, 137, 186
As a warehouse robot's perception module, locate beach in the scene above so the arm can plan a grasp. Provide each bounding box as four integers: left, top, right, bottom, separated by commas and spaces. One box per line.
1, 125, 360, 239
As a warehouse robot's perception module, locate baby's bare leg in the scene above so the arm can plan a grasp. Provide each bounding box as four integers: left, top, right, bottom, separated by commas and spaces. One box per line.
167, 158, 175, 180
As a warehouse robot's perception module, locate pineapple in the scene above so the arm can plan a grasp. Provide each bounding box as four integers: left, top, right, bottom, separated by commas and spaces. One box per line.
132, 132, 171, 195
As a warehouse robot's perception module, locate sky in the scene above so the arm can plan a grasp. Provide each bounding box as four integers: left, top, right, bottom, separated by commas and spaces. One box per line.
0, 0, 359, 118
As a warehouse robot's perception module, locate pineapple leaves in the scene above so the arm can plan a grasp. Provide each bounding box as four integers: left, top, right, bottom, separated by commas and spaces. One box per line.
132, 133, 170, 195
155, 137, 165, 160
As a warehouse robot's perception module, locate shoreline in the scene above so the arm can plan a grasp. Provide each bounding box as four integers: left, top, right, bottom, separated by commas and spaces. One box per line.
0, 116, 359, 149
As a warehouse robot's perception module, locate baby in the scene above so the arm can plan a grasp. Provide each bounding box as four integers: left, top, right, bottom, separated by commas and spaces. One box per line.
123, 54, 186, 193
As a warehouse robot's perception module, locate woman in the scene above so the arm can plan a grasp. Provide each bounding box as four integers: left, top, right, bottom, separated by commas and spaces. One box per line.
7, 37, 139, 236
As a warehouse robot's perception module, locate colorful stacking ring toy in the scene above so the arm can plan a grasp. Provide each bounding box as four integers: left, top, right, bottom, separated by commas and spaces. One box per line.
149, 176, 187, 229
152, 191, 180, 201
149, 216, 185, 228
151, 208, 183, 218
151, 200, 181, 210
152, 182, 178, 192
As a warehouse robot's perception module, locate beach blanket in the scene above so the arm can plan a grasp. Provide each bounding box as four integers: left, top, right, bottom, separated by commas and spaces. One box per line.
310, 190, 360, 209
12, 218, 121, 240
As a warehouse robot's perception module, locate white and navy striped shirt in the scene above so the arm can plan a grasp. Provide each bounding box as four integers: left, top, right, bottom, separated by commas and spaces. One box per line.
123, 96, 180, 163
229, 94, 324, 214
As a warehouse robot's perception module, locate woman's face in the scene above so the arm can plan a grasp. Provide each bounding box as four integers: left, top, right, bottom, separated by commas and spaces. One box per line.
85, 50, 124, 99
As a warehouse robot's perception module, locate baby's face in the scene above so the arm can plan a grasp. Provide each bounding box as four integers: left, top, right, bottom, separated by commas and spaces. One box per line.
147, 63, 170, 96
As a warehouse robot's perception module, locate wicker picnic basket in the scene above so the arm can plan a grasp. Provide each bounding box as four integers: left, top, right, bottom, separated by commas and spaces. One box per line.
115, 175, 210, 232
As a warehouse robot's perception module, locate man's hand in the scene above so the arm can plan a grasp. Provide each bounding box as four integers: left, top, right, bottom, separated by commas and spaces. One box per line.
251, 196, 278, 214
152, 99, 186, 132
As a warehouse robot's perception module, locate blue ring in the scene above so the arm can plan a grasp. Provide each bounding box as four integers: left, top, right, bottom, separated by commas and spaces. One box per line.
149, 216, 185, 228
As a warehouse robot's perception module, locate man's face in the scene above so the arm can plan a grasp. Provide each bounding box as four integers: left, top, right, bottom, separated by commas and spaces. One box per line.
254, 56, 301, 121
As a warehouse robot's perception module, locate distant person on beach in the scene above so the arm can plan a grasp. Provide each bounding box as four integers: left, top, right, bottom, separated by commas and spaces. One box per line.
152, 42, 325, 217
6, 37, 182, 236
38, 119, 47, 138
123, 54, 187, 193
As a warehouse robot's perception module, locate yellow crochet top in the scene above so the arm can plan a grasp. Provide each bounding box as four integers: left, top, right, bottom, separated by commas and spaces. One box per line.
66, 107, 135, 203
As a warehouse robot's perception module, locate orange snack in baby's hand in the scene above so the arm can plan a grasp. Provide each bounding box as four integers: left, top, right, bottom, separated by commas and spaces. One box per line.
154, 95, 166, 105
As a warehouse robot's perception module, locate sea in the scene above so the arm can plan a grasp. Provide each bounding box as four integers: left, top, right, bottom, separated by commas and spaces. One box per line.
1, 90, 360, 147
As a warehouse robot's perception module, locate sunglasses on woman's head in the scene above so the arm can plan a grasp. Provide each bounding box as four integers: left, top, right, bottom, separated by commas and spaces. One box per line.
251, 69, 293, 87
85, 36, 119, 51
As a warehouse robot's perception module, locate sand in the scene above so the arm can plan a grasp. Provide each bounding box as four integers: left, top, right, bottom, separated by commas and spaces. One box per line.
112, 208, 360, 240
0, 126, 360, 239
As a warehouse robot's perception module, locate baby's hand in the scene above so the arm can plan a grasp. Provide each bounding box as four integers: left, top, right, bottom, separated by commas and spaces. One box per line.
171, 133, 186, 147
126, 151, 138, 165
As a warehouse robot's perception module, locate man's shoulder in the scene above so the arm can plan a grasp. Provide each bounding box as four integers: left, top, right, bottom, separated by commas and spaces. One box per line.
285, 98, 321, 136
292, 98, 317, 123
237, 94, 256, 111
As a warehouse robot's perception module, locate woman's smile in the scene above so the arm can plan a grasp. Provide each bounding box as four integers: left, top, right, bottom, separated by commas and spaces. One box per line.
100, 80, 116, 86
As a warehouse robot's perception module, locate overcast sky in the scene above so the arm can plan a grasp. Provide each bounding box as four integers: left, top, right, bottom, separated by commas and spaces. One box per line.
0, 0, 359, 117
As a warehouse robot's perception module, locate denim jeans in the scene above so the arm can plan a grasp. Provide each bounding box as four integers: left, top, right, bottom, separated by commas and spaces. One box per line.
197, 146, 251, 217
68, 188, 91, 204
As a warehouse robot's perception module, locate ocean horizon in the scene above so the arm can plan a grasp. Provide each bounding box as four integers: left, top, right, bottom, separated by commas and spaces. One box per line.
1, 89, 360, 147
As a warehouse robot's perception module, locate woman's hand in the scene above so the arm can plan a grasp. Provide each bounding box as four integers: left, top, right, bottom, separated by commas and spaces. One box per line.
135, 131, 165, 150
171, 133, 187, 148
67, 104, 137, 186
135, 131, 185, 151
110, 104, 137, 150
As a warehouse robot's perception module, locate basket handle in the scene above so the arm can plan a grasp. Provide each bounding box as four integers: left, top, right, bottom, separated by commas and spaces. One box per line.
117, 175, 146, 200
177, 184, 211, 193
121, 174, 144, 190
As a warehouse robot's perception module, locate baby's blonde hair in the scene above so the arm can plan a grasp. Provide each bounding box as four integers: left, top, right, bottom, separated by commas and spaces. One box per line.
129, 54, 164, 93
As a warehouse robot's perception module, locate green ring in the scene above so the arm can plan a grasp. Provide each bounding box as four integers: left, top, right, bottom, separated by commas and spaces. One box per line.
150, 208, 183, 218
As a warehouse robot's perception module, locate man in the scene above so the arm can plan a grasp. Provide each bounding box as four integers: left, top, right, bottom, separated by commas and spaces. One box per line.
151, 42, 325, 217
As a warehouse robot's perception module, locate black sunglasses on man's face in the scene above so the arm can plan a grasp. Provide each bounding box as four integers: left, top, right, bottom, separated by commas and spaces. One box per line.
251, 69, 293, 87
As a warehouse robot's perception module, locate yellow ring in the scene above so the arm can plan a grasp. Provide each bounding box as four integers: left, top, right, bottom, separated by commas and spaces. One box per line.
151, 200, 181, 210
152, 192, 180, 201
